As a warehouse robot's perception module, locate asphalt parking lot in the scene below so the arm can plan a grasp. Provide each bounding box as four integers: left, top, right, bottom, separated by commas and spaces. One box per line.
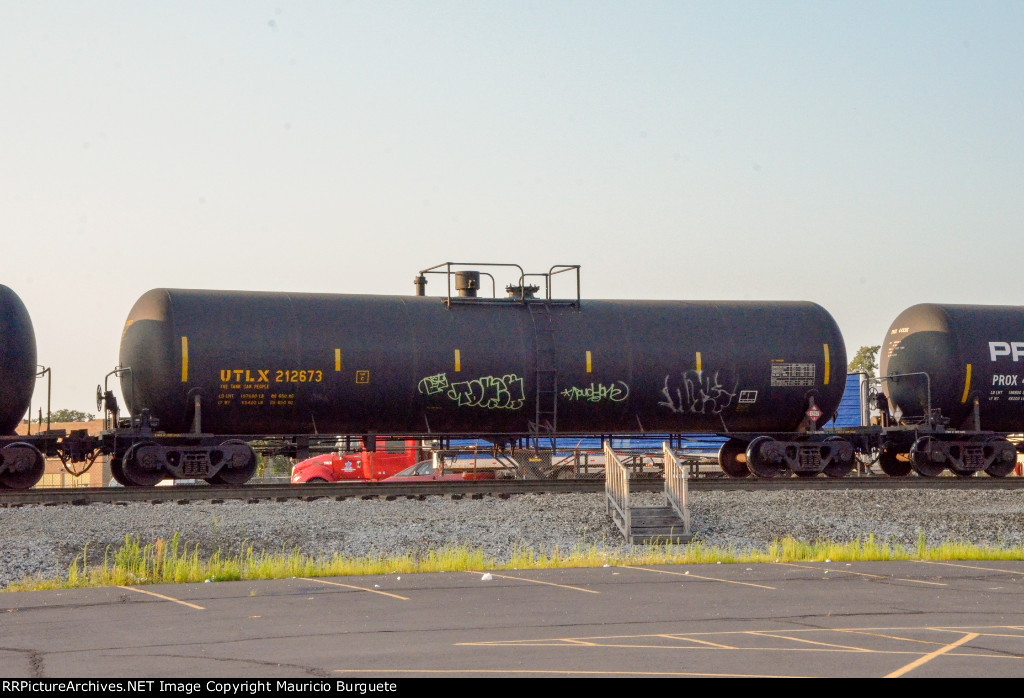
3, 560, 1024, 678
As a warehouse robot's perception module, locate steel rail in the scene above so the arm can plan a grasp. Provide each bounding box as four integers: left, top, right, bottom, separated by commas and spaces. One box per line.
2, 476, 1023, 507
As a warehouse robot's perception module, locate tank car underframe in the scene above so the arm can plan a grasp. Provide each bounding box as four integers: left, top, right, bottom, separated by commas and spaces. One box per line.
715, 432, 857, 479
856, 426, 1017, 478
715, 426, 1020, 479
57, 426, 260, 487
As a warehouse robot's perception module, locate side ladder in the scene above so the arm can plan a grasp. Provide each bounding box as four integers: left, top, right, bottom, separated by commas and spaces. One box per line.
529, 303, 558, 450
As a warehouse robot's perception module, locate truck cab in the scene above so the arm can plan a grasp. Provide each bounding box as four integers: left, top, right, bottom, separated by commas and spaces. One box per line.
290, 438, 425, 483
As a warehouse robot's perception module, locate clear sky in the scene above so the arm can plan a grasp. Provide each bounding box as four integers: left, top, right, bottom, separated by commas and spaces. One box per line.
4, 1, 1023, 415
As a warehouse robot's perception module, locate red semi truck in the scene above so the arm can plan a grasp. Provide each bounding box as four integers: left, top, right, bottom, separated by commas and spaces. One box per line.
290, 439, 425, 484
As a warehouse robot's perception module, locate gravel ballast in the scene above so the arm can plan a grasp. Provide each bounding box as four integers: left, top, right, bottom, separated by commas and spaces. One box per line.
3, 489, 1024, 590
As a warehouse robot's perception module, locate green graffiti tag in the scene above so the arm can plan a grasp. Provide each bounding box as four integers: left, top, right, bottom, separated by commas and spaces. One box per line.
560, 381, 629, 404
417, 372, 449, 396
417, 372, 526, 410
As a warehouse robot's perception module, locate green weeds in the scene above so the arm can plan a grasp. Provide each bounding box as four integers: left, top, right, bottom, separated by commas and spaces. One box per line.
5, 532, 1024, 593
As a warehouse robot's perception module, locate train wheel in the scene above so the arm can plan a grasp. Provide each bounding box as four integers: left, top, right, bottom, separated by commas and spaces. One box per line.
109, 457, 133, 487
209, 441, 257, 486
910, 437, 945, 478
822, 437, 855, 479
981, 436, 1017, 478
717, 439, 750, 478
0, 443, 45, 490
746, 436, 787, 479
122, 444, 166, 487
877, 449, 912, 477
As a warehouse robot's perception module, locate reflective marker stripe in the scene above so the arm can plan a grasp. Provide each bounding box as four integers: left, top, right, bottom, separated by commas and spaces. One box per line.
695, 352, 702, 372
961, 364, 972, 403
455, 350, 461, 372
181, 337, 188, 383
586, 351, 592, 373
823, 344, 830, 386
335, 348, 342, 372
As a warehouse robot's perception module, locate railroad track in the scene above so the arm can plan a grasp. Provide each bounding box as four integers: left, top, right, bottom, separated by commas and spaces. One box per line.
2, 475, 1023, 507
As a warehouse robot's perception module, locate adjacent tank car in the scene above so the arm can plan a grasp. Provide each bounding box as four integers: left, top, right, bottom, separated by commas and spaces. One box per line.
0, 285, 47, 489
875, 303, 1022, 478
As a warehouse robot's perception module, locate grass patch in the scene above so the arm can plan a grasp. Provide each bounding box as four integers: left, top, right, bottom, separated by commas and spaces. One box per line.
6, 533, 1024, 593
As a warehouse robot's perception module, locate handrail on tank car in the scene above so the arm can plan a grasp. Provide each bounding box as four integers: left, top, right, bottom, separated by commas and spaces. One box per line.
546, 265, 581, 302
26, 365, 52, 436
418, 262, 519, 302
865, 371, 933, 429
416, 262, 581, 306
101, 366, 135, 431
521, 264, 581, 305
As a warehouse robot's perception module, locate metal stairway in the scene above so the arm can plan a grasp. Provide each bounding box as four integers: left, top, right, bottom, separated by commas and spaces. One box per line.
606, 443, 692, 544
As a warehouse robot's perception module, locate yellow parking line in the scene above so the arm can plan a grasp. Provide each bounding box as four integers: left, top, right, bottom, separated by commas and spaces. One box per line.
621, 565, 776, 590
299, 577, 409, 600
334, 668, 808, 678
468, 571, 599, 594
775, 562, 946, 586
459, 639, 877, 652
885, 632, 979, 678
749, 631, 874, 652
833, 628, 948, 647
117, 586, 204, 610
919, 560, 1024, 576
657, 634, 737, 649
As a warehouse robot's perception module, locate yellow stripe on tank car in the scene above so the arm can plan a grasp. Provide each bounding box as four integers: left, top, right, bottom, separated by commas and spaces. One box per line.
181, 337, 189, 383
335, 348, 342, 372
586, 350, 592, 373
823, 344, 830, 386
455, 349, 461, 372
695, 352, 702, 372
961, 364, 972, 404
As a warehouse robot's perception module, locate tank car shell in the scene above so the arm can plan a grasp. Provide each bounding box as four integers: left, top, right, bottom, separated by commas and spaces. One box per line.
881, 303, 1024, 431
0, 285, 37, 435
118, 288, 847, 437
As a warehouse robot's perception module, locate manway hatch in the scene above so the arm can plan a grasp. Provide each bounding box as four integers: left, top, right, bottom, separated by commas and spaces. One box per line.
605, 443, 692, 544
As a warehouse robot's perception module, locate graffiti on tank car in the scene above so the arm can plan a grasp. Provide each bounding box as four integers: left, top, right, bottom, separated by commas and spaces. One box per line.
659, 369, 738, 415
560, 381, 630, 404
448, 374, 526, 410
417, 372, 450, 395
419, 372, 525, 410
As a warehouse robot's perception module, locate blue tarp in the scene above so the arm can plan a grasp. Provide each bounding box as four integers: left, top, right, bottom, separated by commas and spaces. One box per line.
822, 373, 863, 429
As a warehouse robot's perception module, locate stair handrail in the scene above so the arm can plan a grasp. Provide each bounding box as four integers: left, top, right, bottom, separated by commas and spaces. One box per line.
663, 443, 691, 535
604, 443, 630, 536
